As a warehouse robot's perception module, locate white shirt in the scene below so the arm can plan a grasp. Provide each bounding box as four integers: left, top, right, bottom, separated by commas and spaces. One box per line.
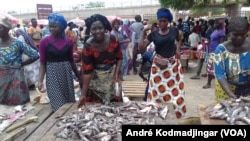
188, 32, 200, 47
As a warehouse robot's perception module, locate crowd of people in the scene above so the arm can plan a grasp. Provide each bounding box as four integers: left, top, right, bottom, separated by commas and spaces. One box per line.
0, 8, 250, 119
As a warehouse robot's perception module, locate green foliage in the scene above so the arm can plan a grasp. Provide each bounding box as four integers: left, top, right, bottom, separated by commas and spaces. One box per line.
85, 1, 105, 8
158, 0, 250, 10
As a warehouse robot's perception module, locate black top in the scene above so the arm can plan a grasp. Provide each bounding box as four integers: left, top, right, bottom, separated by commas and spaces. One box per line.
46, 43, 72, 62
147, 27, 179, 58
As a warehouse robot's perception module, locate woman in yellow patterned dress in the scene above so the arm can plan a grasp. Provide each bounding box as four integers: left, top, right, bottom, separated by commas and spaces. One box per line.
138, 8, 186, 119
214, 16, 250, 102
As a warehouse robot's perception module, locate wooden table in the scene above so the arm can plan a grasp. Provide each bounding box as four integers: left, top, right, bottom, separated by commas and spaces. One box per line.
122, 81, 147, 98
0, 101, 53, 141
198, 103, 227, 125
25, 102, 178, 141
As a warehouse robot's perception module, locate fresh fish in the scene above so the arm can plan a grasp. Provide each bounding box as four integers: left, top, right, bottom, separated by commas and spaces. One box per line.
54, 102, 170, 140
159, 105, 168, 119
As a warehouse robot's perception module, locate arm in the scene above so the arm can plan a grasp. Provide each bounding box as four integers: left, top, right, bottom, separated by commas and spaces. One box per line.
217, 78, 237, 98
71, 62, 81, 81
138, 26, 151, 53
21, 57, 39, 67
38, 62, 46, 91
114, 59, 122, 81
78, 73, 92, 108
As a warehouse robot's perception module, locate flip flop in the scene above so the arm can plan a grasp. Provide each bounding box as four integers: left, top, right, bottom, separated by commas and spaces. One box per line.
190, 76, 200, 79
202, 85, 211, 89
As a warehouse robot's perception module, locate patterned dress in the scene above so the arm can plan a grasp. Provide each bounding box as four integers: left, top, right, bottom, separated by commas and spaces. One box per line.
39, 36, 76, 112
214, 44, 250, 102
146, 27, 186, 119
0, 39, 39, 105
82, 34, 123, 104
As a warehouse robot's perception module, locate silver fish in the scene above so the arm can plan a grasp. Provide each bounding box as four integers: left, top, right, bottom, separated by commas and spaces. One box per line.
159, 105, 168, 119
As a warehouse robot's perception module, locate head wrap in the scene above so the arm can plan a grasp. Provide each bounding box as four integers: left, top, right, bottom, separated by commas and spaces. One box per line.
123, 19, 129, 26
15, 29, 37, 50
0, 17, 12, 29
48, 12, 67, 37
84, 14, 112, 43
156, 8, 173, 22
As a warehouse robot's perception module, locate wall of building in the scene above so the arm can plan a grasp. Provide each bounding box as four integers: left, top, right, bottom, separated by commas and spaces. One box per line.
13, 5, 163, 22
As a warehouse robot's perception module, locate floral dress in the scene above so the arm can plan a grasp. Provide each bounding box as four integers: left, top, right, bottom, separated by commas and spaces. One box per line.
0, 39, 39, 105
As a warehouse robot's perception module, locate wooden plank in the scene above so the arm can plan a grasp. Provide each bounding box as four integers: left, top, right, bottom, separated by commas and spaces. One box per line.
124, 94, 144, 97
198, 104, 227, 125
123, 90, 144, 93
0, 102, 52, 141
26, 103, 74, 141
123, 85, 146, 88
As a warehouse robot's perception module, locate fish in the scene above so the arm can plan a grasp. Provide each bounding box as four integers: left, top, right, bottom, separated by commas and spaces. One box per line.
54, 102, 170, 140
205, 96, 250, 125
159, 105, 168, 119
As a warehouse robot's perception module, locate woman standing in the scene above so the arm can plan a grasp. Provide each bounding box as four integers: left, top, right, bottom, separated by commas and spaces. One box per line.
214, 16, 250, 102
202, 21, 226, 89
78, 14, 123, 108
111, 19, 131, 80
38, 12, 81, 112
139, 8, 186, 119
15, 29, 40, 88
0, 17, 39, 105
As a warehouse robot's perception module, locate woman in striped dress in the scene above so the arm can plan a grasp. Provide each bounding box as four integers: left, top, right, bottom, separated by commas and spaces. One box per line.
38, 12, 81, 112
139, 8, 186, 119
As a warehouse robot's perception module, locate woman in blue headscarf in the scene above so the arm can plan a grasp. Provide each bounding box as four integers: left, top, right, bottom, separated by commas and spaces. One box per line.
139, 8, 186, 119
38, 12, 81, 112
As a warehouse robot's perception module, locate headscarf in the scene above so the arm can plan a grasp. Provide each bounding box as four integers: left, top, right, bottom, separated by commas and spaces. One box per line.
156, 8, 173, 22
0, 17, 12, 29
120, 19, 133, 39
15, 29, 37, 50
84, 14, 112, 43
48, 12, 67, 38
123, 19, 129, 26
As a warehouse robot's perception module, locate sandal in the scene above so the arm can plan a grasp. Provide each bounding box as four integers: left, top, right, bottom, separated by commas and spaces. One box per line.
201, 74, 207, 77
190, 75, 200, 79
202, 85, 211, 89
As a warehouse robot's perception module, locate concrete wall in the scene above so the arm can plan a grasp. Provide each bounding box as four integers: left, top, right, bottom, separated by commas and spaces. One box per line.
13, 5, 163, 22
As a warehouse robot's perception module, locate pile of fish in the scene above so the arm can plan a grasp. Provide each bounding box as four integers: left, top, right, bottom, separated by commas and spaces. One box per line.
205, 96, 250, 125
54, 101, 169, 140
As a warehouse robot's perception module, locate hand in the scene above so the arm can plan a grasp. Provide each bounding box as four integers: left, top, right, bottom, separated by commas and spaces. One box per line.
78, 96, 86, 108
37, 81, 43, 91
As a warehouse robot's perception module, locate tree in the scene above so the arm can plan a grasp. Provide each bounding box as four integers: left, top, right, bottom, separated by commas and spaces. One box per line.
159, 0, 250, 10
159, 0, 250, 16
85, 2, 105, 8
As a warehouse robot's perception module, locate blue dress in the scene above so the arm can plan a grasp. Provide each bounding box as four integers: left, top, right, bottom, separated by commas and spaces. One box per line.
214, 44, 250, 100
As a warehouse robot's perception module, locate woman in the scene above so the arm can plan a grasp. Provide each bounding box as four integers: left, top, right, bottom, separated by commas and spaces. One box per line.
65, 22, 78, 51
0, 17, 39, 105
120, 19, 134, 75
139, 8, 186, 119
214, 16, 250, 102
78, 14, 123, 108
111, 19, 131, 80
38, 12, 81, 112
202, 21, 226, 89
15, 29, 40, 88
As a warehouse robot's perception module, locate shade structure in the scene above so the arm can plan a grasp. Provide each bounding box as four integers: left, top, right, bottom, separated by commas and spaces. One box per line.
106, 15, 122, 24
68, 18, 85, 26
0, 12, 18, 25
